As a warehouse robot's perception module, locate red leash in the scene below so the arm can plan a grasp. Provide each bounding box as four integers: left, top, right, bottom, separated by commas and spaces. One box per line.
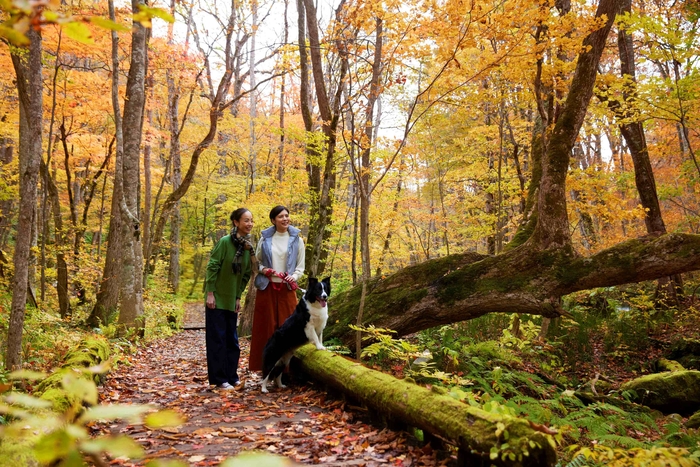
264, 269, 301, 292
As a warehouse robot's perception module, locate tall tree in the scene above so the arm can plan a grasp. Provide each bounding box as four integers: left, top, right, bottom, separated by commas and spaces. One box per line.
166, 0, 182, 294
352, 16, 384, 356
147, 0, 281, 274
5, 27, 43, 369
116, 0, 149, 334
613, 0, 681, 304
88, 0, 126, 327
323, 0, 700, 347
298, 0, 348, 278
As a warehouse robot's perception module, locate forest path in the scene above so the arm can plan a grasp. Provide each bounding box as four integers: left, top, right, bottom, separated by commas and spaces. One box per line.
98, 303, 451, 466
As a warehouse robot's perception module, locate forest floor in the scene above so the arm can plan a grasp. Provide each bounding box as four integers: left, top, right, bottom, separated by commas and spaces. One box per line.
96, 303, 454, 466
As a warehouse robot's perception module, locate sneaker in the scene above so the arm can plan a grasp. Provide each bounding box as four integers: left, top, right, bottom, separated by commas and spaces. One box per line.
218, 382, 235, 390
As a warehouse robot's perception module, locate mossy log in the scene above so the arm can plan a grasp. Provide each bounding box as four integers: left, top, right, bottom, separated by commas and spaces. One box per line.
325, 233, 700, 345
295, 345, 557, 467
620, 370, 700, 415
34, 335, 111, 412
656, 358, 685, 372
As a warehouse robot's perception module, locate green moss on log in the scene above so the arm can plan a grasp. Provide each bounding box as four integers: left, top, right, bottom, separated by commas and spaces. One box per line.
39, 387, 74, 413
295, 345, 557, 466
35, 335, 111, 410
620, 370, 700, 415
326, 253, 486, 338
656, 358, 685, 373
686, 411, 700, 429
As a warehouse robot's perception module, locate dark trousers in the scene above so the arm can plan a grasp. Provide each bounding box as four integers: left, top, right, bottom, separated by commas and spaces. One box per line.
205, 307, 240, 386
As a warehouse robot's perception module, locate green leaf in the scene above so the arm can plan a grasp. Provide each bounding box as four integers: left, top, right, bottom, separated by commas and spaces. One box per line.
60, 449, 85, 467
65, 423, 89, 440
220, 452, 299, 467
137, 5, 174, 23
145, 460, 189, 467
34, 429, 75, 463
78, 404, 151, 423
84, 359, 112, 375
81, 435, 144, 458
4, 392, 53, 409
0, 402, 31, 419
62, 373, 98, 405
144, 409, 185, 429
63, 21, 93, 44
9, 369, 46, 380
89, 16, 130, 32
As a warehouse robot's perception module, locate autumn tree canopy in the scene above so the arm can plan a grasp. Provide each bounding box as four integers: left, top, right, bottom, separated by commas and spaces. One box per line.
1, 0, 700, 359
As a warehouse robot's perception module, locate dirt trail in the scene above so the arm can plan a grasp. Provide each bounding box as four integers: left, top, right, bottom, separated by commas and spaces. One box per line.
98, 303, 453, 466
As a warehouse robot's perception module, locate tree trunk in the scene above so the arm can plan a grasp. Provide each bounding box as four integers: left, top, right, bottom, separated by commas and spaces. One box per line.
239, 276, 257, 336
6, 28, 43, 369
300, 0, 347, 278
248, 2, 258, 195
325, 234, 700, 346
614, 0, 682, 305
39, 159, 70, 318
294, 345, 557, 466
88, 0, 124, 328
117, 0, 148, 335
532, 0, 620, 251
277, 0, 289, 182
142, 80, 153, 288
355, 17, 383, 354
166, 11, 182, 294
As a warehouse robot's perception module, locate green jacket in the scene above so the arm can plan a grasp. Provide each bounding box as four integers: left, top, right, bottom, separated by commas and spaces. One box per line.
204, 234, 252, 312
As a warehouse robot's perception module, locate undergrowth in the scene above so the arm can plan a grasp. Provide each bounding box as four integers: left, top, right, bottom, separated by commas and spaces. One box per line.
354, 280, 700, 465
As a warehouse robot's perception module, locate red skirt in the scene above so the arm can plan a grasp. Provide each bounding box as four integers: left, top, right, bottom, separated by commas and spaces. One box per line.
248, 284, 297, 371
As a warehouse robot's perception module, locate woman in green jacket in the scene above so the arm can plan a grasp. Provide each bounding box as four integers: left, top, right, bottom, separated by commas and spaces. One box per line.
204, 208, 255, 390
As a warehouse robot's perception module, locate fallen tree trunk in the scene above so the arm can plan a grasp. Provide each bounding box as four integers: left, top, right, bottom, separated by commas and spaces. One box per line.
325, 233, 700, 345
295, 345, 557, 467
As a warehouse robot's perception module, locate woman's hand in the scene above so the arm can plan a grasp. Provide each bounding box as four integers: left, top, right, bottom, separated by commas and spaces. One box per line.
206, 292, 216, 309
282, 273, 296, 284
236, 298, 241, 313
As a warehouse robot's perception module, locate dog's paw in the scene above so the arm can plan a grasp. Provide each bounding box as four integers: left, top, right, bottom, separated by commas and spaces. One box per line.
279, 383, 287, 389
315, 344, 326, 350
261, 386, 269, 393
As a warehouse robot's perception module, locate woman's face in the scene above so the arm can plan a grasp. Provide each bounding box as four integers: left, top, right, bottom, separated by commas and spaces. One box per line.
234, 211, 254, 236
272, 209, 290, 232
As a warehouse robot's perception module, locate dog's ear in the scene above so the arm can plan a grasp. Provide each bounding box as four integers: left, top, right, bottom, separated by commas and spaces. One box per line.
322, 276, 331, 294
307, 277, 318, 287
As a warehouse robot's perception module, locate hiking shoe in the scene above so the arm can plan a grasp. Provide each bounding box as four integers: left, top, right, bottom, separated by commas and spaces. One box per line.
218, 382, 235, 390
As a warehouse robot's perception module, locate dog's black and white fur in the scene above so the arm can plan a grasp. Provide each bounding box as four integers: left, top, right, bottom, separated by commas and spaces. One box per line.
261, 277, 331, 393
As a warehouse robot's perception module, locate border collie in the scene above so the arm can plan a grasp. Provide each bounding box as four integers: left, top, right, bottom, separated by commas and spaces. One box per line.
261, 277, 331, 393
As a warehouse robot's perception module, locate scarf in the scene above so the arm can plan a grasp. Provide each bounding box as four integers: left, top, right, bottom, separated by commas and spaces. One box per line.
230, 227, 255, 274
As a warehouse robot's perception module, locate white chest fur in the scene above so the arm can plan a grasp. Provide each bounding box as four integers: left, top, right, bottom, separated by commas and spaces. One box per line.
304, 300, 328, 350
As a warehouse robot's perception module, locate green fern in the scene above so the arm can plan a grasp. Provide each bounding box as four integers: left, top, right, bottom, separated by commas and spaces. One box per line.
596, 434, 645, 449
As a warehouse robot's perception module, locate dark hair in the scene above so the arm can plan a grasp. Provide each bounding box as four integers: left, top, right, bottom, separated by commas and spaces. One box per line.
230, 208, 251, 224
269, 205, 289, 222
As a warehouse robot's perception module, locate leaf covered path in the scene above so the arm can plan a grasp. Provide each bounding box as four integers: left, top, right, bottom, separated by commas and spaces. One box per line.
98, 323, 455, 466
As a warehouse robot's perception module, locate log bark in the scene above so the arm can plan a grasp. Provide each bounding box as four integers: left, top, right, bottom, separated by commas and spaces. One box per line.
295, 345, 557, 466
325, 233, 700, 345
